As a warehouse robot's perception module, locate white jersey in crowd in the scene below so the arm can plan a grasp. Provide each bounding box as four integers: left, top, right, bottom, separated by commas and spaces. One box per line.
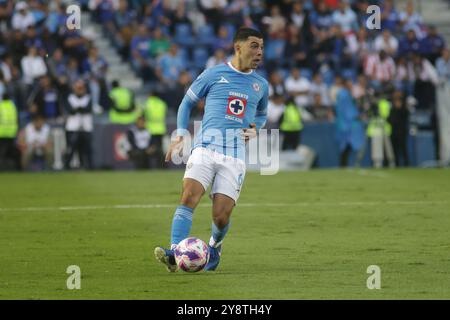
25, 123, 50, 147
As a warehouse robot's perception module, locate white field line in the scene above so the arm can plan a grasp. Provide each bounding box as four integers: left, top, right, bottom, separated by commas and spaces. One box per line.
353, 169, 390, 178
0, 200, 447, 213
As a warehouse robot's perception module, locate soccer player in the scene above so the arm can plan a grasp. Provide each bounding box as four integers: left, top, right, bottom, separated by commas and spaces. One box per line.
154, 27, 268, 272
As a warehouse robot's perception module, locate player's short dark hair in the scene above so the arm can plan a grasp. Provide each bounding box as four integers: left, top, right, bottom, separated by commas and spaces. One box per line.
233, 27, 263, 44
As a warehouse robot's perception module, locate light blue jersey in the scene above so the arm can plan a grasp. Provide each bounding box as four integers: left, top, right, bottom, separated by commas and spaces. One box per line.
177, 62, 268, 160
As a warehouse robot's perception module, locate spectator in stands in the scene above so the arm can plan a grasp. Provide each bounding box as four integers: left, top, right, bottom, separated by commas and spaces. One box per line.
0, 0, 13, 30
0, 56, 12, 84
2, 56, 26, 113
329, 24, 355, 74
113, 0, 136, 60
411, 53, 439, 110
11, 1, 35, 32
24, 26, 44, 52
373, 29, 399, 57
198, 0, 228, 33
262, 4, 287, 39
349, 27, 370, 65
108, 80, 136, 124
18, 114, 53, 170
310, 0, 334, 35
143, 90, 167, 169
284, 23, 310, 69
206, 49, 227, 69
352, 74, 372, 117
167, 70, 192, 111
394, 55, 413, 95
310, 72, 331, 107
399, 29, 421, 58
364, 50, 396, 90
223, 0, 247, 27
168, 2, 190, 33
213, 25, 234, 54
64, 79, 93, 170
82, 46, 108, 113
0, 92, 20, 170
285, 68, 311, 111
142, 1, 172, 31
130, 24, 154, 82
388, 90, 409, 167
28, 75, 61, 121
66, 58, 81, 85
268, 70, 287, 98
334, 79, 364, 167
380, 0, 400, 33
149, 27, 170, 59
307, 93, 333, 121
156, 43, 186, 89
8, 30, 26, 66
61, 29, 90, 64
310, 28, 334, 72
289, 0, 312, 43
332, 0, 358, 36
126, 115, 154, 169
419, 25, 446, 65
47, 48, 68, 88
267, 93, 286, 126
399, 0, 425, 39
21, 46, 47, 86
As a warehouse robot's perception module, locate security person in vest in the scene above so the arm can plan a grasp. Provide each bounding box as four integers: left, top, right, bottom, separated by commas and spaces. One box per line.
109, 80, 137, 124
144, 90, 167, 168
366, 89, 395, 168
279, 96, 303, 150
0, 93, 21, 170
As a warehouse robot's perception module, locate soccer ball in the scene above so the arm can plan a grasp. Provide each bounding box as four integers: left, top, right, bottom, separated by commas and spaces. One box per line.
174, 237, 210, 272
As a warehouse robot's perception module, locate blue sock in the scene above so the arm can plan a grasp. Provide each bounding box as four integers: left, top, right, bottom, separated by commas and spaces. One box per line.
209, 221, 230, 248
170, 205, 194, 249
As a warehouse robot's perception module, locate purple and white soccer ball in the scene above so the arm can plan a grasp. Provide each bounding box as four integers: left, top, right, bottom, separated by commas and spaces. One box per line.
174, 237, 210, 272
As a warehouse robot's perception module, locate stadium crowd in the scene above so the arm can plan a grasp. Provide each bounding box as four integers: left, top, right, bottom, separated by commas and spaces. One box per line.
0, 0, 450, 171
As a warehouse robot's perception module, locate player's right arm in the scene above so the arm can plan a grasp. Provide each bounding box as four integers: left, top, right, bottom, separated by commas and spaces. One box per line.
165, 68, 215, 162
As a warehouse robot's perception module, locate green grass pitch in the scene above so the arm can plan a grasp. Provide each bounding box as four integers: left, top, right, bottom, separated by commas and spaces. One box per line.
0, 169, 449, 299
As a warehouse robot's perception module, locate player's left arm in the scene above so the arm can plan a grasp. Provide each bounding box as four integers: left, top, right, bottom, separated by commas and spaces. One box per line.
254, 82, 268, 130
243, 81, 268, 141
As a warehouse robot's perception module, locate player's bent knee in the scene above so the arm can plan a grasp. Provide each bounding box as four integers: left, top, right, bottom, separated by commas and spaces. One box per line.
180, 189, 202, 208
212, 214, 230, 229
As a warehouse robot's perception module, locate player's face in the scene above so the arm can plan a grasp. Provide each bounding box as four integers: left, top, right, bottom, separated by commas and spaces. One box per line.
240, 36, 264, 70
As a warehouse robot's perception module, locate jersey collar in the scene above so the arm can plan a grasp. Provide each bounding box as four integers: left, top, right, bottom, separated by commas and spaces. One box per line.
227, 61, 253, 75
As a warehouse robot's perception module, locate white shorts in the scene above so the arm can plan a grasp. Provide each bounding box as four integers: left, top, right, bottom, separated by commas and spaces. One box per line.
183, 147, 246, 203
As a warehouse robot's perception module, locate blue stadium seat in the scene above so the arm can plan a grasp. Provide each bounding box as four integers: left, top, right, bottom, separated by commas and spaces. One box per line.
300, 68, 313, 81
174, 23, 195, 47
188, 68, 199, 80
192, 47, 209, 69
196, 24, 216, 47
279, 68, 290, 80
222, 23, 236, 41
322, 70, 335, 87
178, 47, 189, 62
341, 69, 357, 82
264, 39, 286, 61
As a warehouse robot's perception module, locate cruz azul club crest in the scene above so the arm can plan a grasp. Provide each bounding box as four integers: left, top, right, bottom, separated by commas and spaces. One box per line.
226, 96, 247, 118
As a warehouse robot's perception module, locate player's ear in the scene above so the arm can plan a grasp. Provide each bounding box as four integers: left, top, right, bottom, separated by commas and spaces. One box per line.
234, 41, 241, 54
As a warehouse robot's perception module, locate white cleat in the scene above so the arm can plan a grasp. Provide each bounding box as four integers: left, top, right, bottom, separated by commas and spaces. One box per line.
154, 246, 177, 273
